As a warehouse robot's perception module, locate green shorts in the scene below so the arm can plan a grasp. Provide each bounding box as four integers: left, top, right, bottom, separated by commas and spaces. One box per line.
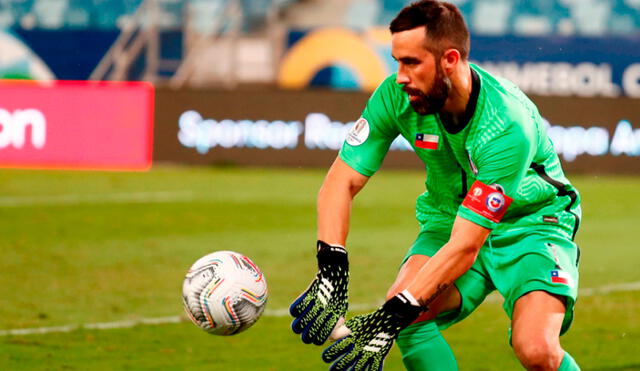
404, 228, 580, 335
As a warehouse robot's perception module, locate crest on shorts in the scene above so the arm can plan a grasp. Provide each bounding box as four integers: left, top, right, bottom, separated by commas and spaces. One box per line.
550, 270, 574, 288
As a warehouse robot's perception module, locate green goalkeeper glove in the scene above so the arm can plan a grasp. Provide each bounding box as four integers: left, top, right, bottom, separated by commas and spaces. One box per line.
322, 291, 425, 371
290, 240, 349, 345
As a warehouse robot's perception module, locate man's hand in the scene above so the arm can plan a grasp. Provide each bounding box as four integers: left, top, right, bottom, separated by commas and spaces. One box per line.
290, 240, 349, 345
322, 292, 424, 370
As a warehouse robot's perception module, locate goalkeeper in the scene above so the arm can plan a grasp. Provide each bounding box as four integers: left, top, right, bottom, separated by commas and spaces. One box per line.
290, 1, 581, 370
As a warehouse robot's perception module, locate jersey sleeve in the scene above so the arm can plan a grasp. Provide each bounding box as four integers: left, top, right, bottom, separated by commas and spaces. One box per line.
339, 76, 401, 177
457, 118, 536, 229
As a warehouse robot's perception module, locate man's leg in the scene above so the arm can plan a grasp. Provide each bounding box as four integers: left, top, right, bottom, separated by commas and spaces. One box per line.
393, 229, 495, 370
397, 321, 458, 371
387, 254, 462, 371
511, 291, 579, 371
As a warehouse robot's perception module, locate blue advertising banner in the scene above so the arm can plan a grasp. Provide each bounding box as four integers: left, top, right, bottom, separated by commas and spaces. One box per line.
4, 25, 639, 99
0, 29, 118, 80
11, 29, 118, 80
472, 36, 640, 98
279, 27, 640, 98
1, 28, 182, 81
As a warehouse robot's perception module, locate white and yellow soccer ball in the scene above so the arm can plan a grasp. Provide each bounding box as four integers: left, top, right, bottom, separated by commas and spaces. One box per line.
182, 251, 268, 335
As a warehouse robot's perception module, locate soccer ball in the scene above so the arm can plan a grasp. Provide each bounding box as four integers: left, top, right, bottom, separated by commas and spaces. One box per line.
182, 251, 268, 335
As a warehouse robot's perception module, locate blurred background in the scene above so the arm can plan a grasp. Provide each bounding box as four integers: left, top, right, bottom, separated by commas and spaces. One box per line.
0, 0, 639, 172
1, 1, 639, 370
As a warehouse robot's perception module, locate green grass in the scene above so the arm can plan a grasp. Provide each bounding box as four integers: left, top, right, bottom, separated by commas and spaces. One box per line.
0, 166, 638, 370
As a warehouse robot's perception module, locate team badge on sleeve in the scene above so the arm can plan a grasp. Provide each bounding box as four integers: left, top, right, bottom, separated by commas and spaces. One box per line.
486, 192, 505, 212
346, 117, 370, 146
462, 181, 513, 223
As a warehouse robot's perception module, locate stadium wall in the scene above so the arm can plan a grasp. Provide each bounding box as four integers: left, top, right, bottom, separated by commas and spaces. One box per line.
4, 27, 640, 99
154, 88, 640, 174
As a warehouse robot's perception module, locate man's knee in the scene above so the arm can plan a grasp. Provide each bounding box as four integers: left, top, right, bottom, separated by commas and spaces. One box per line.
512, 335, 564, 370
511, 291, 567, 370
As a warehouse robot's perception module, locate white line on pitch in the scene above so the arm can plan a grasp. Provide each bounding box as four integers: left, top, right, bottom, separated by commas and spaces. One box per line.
0, 191, 197, 207
579, 281, 640, 295
1, 281, 639, 337
0, 316, 184, 336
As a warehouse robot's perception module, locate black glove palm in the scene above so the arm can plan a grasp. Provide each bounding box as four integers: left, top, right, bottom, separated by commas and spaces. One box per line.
290, 240, 349, 345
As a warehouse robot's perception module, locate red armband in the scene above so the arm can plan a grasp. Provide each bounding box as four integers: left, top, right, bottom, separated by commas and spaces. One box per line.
462, 181, 513, 223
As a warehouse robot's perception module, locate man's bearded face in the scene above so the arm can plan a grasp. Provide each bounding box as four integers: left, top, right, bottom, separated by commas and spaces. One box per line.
403, 62, 451, 115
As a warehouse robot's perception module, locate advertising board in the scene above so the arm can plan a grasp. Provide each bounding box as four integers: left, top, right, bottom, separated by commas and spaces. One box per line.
0, 80, 154, 170
154, 88, 640, 174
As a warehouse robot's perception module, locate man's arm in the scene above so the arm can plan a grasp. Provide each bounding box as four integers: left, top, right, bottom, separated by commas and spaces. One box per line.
289, 156, 369, 345
322, 216, 491, 370
406, 216, 490, 307
317, 157, 370, 246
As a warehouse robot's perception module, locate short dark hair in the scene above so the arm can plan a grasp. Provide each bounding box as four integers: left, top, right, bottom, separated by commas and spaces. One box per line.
390, 0, 470, 60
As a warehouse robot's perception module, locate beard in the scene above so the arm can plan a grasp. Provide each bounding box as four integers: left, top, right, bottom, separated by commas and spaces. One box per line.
403, 66, 451, 116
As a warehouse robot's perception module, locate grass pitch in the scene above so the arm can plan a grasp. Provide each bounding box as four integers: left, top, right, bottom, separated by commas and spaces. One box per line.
0, 165, 638, 370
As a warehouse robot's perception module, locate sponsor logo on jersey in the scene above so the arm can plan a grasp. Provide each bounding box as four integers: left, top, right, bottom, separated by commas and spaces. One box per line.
543, 215, 559, 224
550, 269, 574, 288
414, 133, 439, 150
346, 117, 370, 146
462, 181, 513, 223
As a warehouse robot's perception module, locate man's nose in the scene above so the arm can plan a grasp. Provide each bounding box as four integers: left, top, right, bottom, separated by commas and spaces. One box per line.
396, 73, 410, 85
396, 65, 410, 85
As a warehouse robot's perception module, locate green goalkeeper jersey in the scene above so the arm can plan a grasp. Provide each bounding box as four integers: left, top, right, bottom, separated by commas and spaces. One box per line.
339, 64, 581, 241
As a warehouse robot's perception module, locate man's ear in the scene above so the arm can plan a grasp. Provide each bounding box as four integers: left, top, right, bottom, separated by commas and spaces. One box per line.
441, 48, 461, 75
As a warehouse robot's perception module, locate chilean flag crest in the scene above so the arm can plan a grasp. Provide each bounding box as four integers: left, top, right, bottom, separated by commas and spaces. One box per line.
415, 133, 439, 149
550, 270, 574, 288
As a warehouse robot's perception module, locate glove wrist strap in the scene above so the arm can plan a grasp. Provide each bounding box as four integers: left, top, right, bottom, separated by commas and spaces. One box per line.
400, 289, 421, 306
317, 240, 348, 268
383, 292, 426, 328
